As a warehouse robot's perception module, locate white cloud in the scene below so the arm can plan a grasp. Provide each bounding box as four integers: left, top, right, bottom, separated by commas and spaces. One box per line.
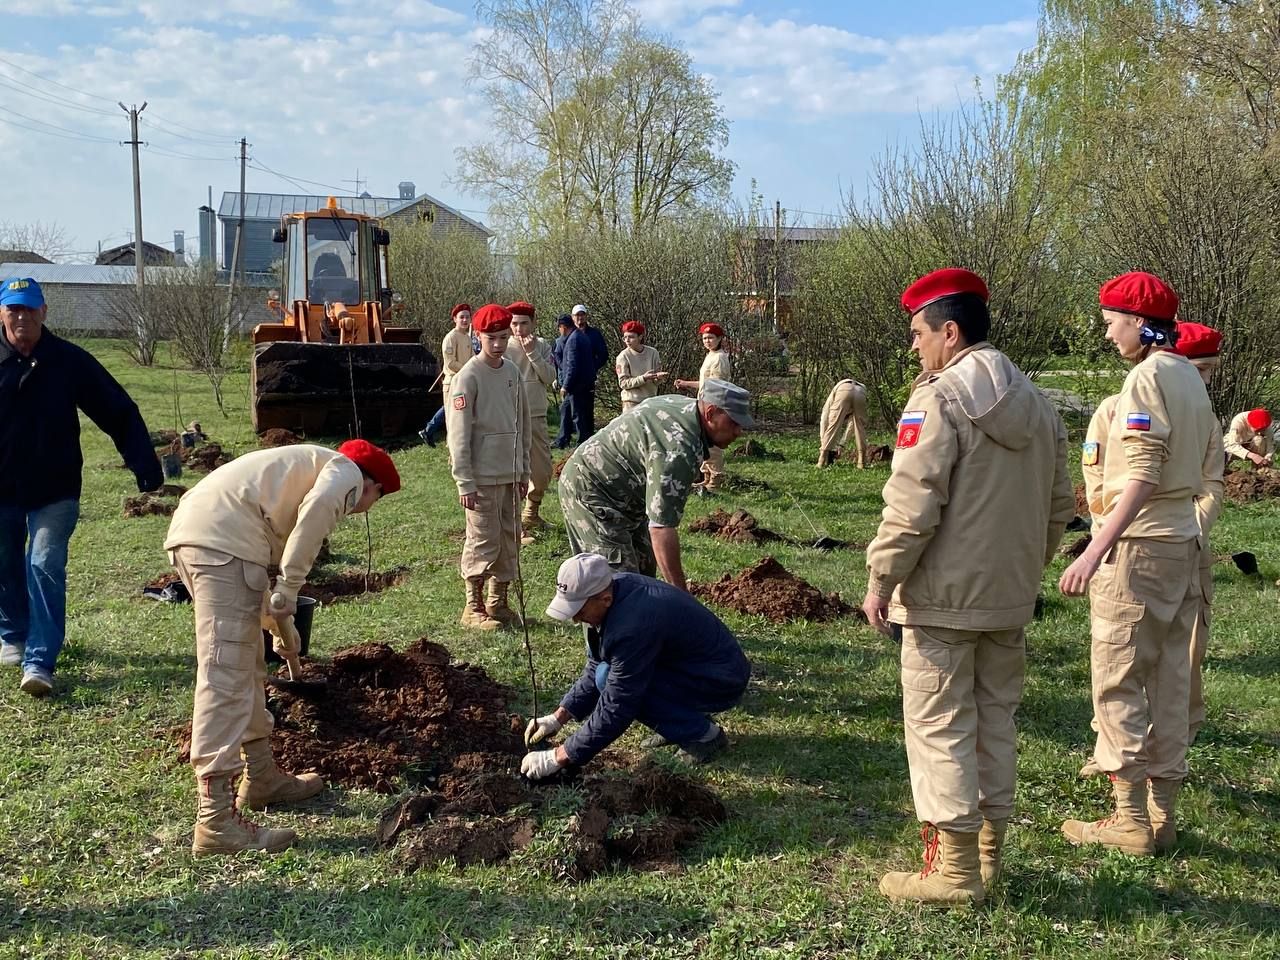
631, 0, 740, 29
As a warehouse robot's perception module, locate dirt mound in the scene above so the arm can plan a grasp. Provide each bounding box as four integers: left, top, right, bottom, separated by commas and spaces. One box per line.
144, 572, 181, 590
259, 428, 304, 447
1224, 468, 1280, 503
183, 442, 234, 472
149, 429, 180, 448
302, 567, 409, 604
730, 439, 784, 461
123, 493, 175, 518
689, 508, 784, 544
866, 444, 893, 464
1074, 483, 1090, 519
1060, 534, 1092, 558
552, 458, 568, 480
691, 557, 852, 623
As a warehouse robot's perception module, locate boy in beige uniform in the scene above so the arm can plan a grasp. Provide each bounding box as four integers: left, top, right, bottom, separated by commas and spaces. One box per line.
1059, 273, 1221, 857
422, 303, 474, 447
817, 378, 869, 468
447, 303, 532, 630
165, 440, 400, 855
864, 269, 1073, 907
615, 320, 665, 411
507, 301, 556, 540
675, 322, 733, 490
1223, 408, 1275, 466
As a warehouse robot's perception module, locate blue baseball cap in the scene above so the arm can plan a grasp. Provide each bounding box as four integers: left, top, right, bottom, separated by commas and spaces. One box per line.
0, 277, 45, 309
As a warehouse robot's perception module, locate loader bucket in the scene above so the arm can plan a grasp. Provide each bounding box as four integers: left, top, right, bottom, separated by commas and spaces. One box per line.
252, 341, 441, 438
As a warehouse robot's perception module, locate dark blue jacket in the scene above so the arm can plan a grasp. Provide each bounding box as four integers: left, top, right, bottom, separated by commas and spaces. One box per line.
558, 329, 597, 394
560, 573, 750, 764
583, 325, 608, 376
0, 330, 161, 508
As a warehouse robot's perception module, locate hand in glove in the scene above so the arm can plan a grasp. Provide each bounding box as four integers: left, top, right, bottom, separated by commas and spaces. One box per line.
520, 748, 565, 781
524, 713, 563, 747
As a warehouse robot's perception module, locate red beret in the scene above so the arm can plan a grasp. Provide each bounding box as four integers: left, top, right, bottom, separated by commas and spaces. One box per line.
1099, 272, 1179, 322
507, 301, 535, 318
621, 320, 645, 335
1174, 321, 1221, 360
1246, 409, 1272, 431
699, 322, 724, 338
337, 439, 400, 496
472, 303, 513, 333
901, 268, 989, 314
451, 303, 472, 318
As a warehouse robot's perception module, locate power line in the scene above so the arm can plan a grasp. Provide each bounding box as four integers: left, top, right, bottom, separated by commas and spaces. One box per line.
0, 54, 118, 105
144, 110, 242, 145
0, 73, 118, 117
0, 107, 116, 142
143, 142, 238, 162
140, 114, 240, 147
248, 156, 349, 194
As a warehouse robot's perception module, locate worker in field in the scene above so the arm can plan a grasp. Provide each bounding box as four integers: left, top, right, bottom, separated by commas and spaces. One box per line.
675, 322, 734, 491
863, 268, 1073, 906
1076, 322, 1225, 802
817, 378, 869, 468
1057, 273, 1221, 858
447, 303, 532, 630
615, 320, 666, 412
0, 276, 162, 698
559, 379, 752, 590
420, 304, 475, 448
507, 302, 556, 543
164, 439, 400, 855
1223, 407, 1274, 467
520, 552, 750, 780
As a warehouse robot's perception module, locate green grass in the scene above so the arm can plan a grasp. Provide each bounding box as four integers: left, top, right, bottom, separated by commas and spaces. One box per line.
1, 340, 1278, 959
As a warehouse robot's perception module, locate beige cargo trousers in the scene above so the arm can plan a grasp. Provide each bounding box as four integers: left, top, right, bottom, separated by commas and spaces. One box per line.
461, 483, 520, 581
900, 624, 1025, 832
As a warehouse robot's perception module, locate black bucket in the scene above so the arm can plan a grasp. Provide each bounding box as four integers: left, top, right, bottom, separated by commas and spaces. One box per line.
264, 595, 318, 663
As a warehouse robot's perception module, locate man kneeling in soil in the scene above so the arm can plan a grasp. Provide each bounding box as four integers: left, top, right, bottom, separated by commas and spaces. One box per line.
165, 440, 400, 855
520, 553, 750, 780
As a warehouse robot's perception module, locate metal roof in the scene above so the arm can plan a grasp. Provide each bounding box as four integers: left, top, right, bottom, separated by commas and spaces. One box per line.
218, 190, 493, 237
0, 263, 188, 285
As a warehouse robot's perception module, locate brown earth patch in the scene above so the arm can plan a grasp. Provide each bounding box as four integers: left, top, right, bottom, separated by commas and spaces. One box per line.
690, 556, 853, 623
1060, 534, 1092, 559
552, 458, 568, 480
1074, 483, 1090, 520
144, 572, 182, 590
1224, 467, 1280, 503
866, 444, 893, 464
123, 493, 175, 518
183, 442, 234, 472
689, 508, 785, 545
301, 567, 410, 604
258, 428, 304, 447
730, 439, 785, 461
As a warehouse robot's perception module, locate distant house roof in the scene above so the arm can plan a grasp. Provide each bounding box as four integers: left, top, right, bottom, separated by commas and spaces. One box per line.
0, 249, 53, 265
0, 262, 187, 285
96, 240, 175, 266
218, 191, 493, 237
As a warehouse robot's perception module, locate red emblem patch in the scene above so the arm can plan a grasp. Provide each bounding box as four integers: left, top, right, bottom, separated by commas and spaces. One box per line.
896, 410, 927, 449
452, 395, 466, 410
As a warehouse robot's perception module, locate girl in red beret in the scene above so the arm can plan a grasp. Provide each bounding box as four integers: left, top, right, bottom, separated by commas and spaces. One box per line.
615, 320, 667, 412
673, 321, 733, 491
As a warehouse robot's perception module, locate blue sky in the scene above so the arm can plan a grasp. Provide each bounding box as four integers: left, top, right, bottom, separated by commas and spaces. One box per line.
0, 0, 1040, 261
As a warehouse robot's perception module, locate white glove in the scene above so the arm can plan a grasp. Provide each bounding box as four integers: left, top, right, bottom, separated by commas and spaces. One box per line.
524, 713, 563, 747
520, 749, 564, 781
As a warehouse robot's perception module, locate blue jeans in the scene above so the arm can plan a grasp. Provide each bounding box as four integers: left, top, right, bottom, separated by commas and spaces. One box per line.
0, 499, 80, 673
555, 390, 595, 448
423, 404, 446, 439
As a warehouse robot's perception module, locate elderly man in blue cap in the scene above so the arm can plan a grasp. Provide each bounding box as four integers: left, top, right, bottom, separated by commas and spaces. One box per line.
0, 277, 161, 696
520, 552, 751, 780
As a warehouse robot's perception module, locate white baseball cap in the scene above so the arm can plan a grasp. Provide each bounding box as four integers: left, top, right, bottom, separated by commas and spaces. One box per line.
546, 553, 615, 621
571, 303, 588, 316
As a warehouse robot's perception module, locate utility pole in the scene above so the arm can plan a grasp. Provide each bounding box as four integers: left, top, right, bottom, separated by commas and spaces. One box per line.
226, 137, 249, 334
119, 101, 147, 298
772, 199, 782, 333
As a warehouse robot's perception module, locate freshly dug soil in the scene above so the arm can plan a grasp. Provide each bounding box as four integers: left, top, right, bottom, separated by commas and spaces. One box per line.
184, 442, 234, 472
689, 508, 785, 544
259, 428, 304, 447
144, 572, 182, 590
1074, 483, 1090, 519
691, 556, 852, 623
866, 444, 892, 464
302, 567, 409, 604
1224, 468, 1280, 503
149, 429, 180, 448
1060, 534, 1092, 559
552, 458, 568, 480
123, 493, 175, 518
730, 439, 784, 461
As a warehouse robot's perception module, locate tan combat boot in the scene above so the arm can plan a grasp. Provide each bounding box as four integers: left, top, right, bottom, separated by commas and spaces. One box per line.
979, 818, 1007, 888
236, 737, 325, 811
879, 825, 985, 907
1079, 756, 1103, 778
485, 580, 522, 628
817, 450, 835, 468
521, 500, 545, 531
1061, 776, 1155, 856
460, 577, 501, 631
192, 773, 296, 856
1147, 778, 1181, 853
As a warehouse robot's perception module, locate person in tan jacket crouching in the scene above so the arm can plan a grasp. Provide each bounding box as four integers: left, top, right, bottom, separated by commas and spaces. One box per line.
165, 440, 400, 855
863, 268, 1073, 907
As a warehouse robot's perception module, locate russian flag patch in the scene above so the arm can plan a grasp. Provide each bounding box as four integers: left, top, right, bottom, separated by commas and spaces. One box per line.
897, 410, 927, 449
1126, 412, 1152, 431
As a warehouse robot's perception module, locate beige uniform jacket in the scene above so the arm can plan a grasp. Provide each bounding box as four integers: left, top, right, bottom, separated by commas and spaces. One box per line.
616, 346, 662, 404
699, 349, 731, 385
1223, 412, 1276, 462
866, 343, 1074, 631
440, 328, 473, 390
446, 355, 532, 496
164, 445, 363, 603
1084, 392, 1223, 556
1091, 350, 1221, 542
508, 335, 556, 420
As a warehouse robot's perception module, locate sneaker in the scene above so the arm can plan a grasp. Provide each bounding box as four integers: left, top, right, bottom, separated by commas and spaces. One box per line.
675, 728, 728, 764
0, 642, 24, 667
20, 666, 53, 697
641, 732, 676, 750
418, 428, 438, 448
